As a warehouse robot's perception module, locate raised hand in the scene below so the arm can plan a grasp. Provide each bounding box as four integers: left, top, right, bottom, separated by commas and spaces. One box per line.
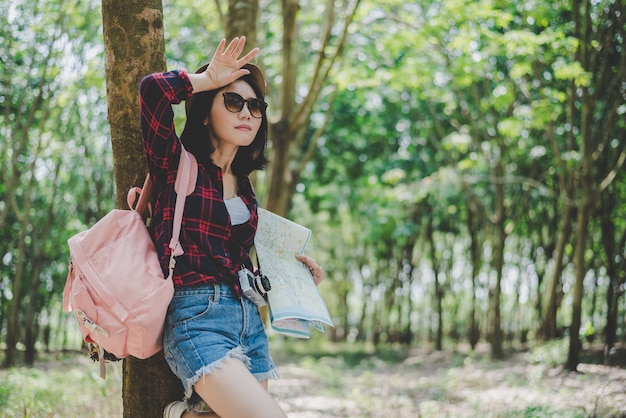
189, 36, 259, 93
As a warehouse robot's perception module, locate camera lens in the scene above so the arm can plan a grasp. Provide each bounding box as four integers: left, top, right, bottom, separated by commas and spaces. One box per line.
260, 275, 271, 292
252, 275, 271, 294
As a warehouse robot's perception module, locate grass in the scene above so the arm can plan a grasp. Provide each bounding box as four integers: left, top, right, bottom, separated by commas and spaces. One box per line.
0, 352, 123, 417
1, 340, 626, 417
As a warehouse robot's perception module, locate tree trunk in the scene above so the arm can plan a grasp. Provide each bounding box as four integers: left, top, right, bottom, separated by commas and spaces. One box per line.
488, 146, 506, 359
425, 206, 444, 351
565, 188, 591, 371
489, 237, 505, 359
225, 0, 258, 43
25, 162, 60, 365
101, 1, 184, 416
355, 266, 369, 342
24, 259, 44, 366
540, 205, 574, 340
565, 86, 594, 372
604, 228, 626, 360
102, 0, 167, 209
600, 188, 625, 360
265, 0, 360, 216
563, 0, 625, 371
123, 354, 184, 416
466, 201, 481, 349
402, 240, 417, 345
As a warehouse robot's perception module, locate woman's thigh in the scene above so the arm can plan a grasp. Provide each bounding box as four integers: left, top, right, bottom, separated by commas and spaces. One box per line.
193, 357, 286, 418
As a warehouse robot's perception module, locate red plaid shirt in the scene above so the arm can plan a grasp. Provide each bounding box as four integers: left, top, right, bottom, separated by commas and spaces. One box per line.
139, 70, 257, 294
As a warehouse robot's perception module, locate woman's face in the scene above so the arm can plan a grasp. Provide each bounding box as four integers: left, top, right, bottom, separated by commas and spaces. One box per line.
209, 80, 263, 149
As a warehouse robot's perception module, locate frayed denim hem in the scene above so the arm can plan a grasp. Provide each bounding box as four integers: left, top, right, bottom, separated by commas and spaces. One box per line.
253, 368, 280, 381
184, 346, 250, 400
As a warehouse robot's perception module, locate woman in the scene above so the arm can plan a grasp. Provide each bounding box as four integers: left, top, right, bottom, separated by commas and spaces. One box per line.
139, 37, 324, 418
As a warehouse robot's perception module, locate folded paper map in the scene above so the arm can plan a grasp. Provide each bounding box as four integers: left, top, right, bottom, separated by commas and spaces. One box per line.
255, 208, 334, 338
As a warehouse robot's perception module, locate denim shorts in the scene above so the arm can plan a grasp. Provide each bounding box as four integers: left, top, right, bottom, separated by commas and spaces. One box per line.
163, 283, 279, 399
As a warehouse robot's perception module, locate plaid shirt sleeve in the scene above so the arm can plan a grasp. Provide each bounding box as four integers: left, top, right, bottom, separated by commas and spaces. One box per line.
139, 70, 257, 295
139, 70, 192, 174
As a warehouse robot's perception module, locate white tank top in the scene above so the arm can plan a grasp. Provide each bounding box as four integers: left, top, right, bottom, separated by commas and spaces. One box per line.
224, 196, 251, 225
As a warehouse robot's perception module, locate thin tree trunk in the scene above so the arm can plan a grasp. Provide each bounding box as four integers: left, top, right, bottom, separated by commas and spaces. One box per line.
24, 260, 44, 365
466, 202, 481, 349
540, 205, 574, 339
265, 0, 360, 216
25, 160, 62, 365
355, 264, 369, 342
489, 237, 505, 359
566, 83, 594, 373
425, 206, 444, 351
402, 244, 416, 345
600, 189, 625, 360
565, 191, 591, 371
488, 146, 507, 359
225, 0, 258, 44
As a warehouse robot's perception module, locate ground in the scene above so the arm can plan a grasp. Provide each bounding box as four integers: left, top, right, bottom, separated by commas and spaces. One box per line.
1, 342, 626, 417
270, 343, 626, 418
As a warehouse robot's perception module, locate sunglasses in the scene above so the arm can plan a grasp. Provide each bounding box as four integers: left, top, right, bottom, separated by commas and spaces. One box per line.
222, 92, 267, 119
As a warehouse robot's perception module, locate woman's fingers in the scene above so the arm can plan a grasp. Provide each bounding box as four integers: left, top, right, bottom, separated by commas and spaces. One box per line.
296, 254, 324, 285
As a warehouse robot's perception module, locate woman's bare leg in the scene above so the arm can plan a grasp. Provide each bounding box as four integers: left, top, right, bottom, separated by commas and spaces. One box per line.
178, 379, 271, 418
186, 357, 285, 418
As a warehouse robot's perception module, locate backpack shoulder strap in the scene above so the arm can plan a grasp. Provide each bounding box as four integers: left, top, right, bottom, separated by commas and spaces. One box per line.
125, 148, 198, 280
127, 148, 198, 213
168, 147, 198, 280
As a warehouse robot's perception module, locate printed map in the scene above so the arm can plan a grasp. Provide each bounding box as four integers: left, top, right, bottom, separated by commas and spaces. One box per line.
255, 208, 333, 338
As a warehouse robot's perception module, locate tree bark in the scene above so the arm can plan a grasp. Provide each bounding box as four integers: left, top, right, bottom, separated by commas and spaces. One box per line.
102, 0, 167, 209
101, 1, 184, 416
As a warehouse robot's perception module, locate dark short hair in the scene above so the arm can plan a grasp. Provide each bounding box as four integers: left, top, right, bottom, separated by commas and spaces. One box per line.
180, 63, 269, 175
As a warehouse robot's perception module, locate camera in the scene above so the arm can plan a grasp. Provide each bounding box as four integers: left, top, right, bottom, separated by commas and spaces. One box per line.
238, 267, 271, 307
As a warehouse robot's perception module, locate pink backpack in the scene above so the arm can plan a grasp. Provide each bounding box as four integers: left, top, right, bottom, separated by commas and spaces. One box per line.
63, 148, 197, 377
